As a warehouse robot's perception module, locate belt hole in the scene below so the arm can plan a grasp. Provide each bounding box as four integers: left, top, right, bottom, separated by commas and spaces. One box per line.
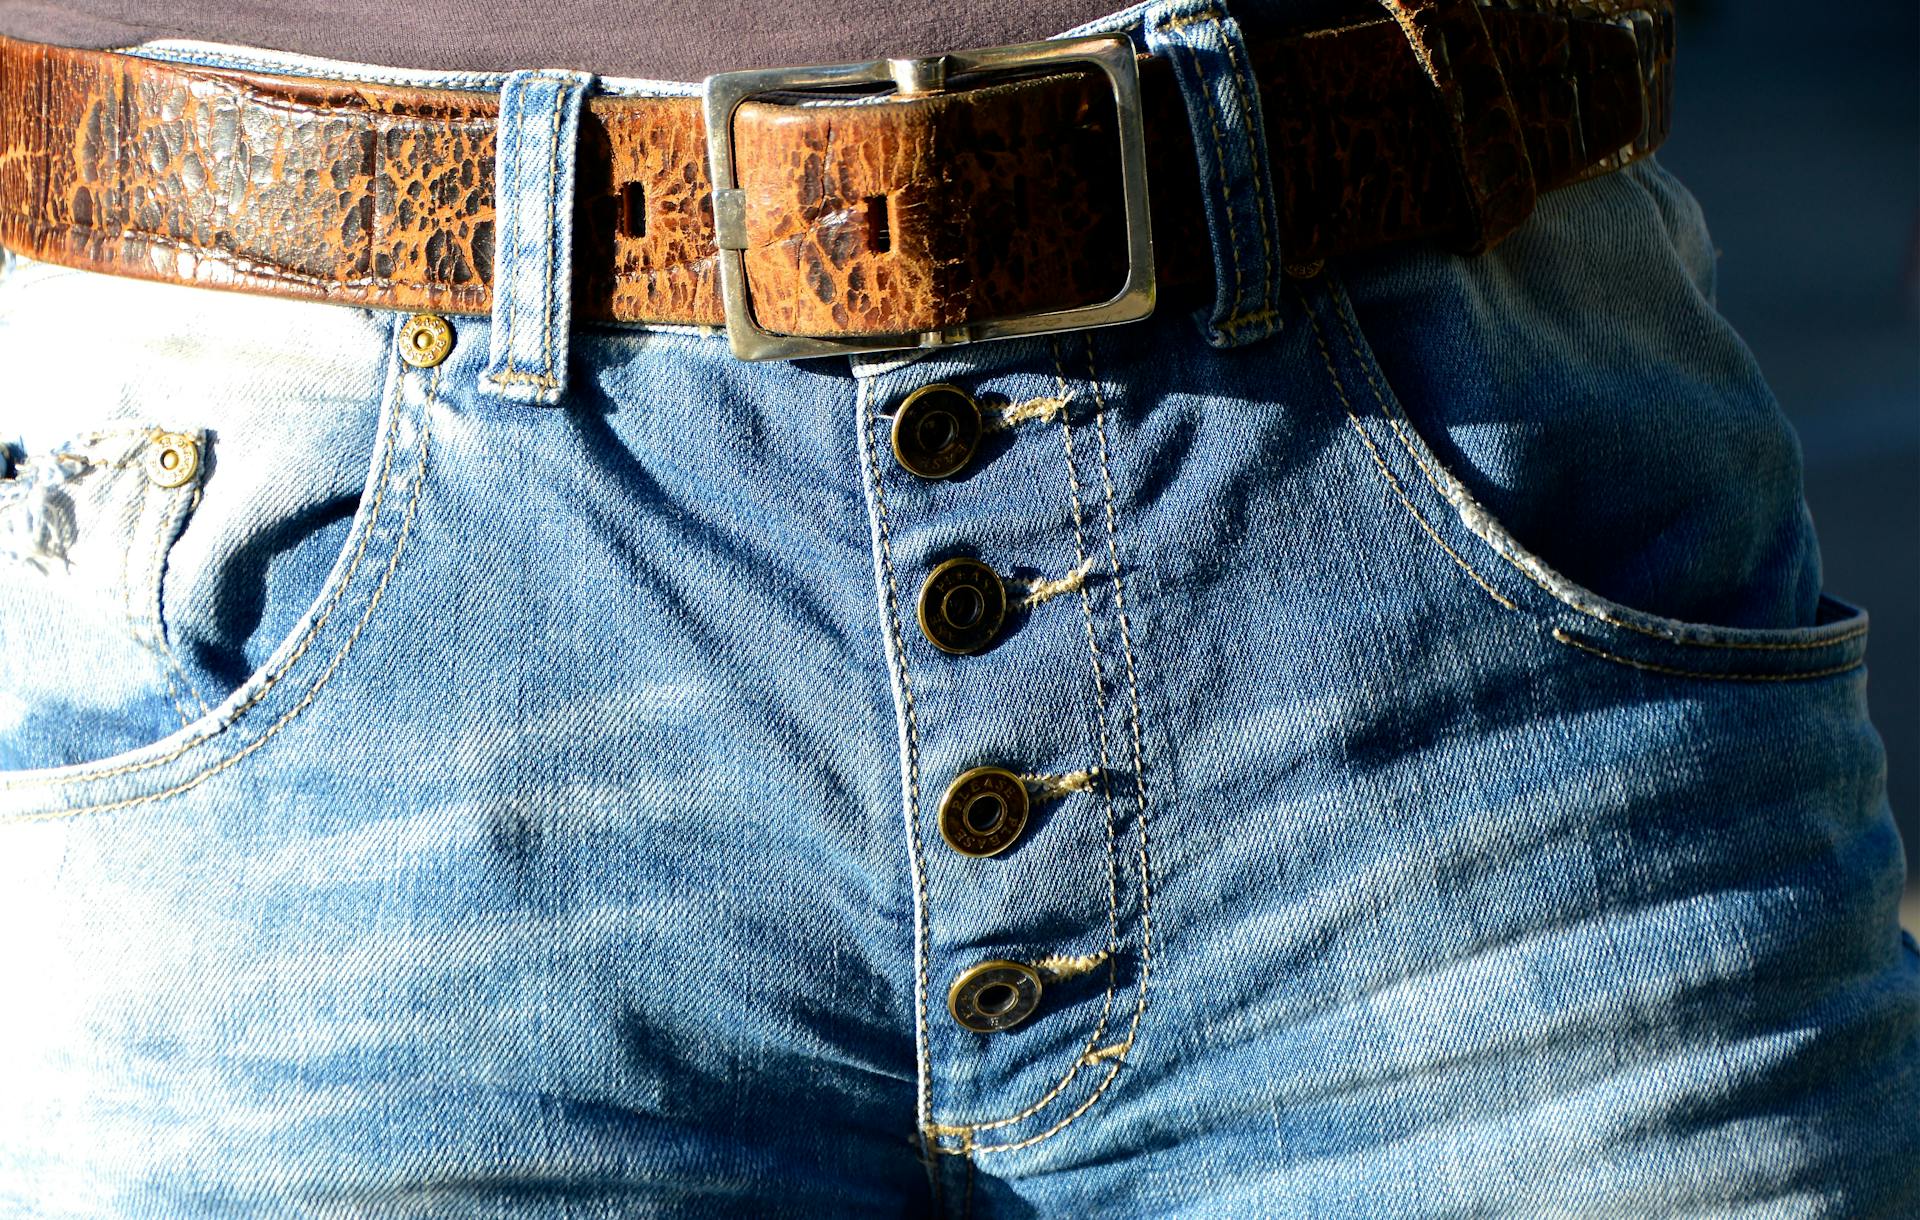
619, 181, 647, 239
865, 194, 891, 254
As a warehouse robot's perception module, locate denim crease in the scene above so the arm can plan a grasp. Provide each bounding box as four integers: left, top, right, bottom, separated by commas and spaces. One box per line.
0, 2, 1915, 1217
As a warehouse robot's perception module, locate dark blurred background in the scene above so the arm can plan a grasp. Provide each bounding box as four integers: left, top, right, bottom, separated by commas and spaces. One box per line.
1656, 1, 1918, 933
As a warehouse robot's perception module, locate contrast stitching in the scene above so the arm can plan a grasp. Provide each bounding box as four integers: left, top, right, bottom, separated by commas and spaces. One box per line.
1015, 558, 1095, 609
1298, 290, 1521, 612
1021, 768, 1098, 805
1162, 15, 1247, 328
0, 336, 410, 791
1158, 4, 1226, 34
1549, 629, 1866, 682
984, 394, 1072, 432
2, 368, 435, 823
1325, 280, 1869, 655
929, 345, 1125, 1142
486, 74, 578, 392
974, 336, 1159, 1155
1213, 20, 1279, 323
151, 482, 212, 720
859, 377, 938, 1185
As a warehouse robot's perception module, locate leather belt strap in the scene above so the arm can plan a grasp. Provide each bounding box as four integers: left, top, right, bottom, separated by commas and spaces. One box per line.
0, 2, 1672, 337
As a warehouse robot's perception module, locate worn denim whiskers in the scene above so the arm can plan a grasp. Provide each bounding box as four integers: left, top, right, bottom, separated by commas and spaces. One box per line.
0, 1, 1915, 1216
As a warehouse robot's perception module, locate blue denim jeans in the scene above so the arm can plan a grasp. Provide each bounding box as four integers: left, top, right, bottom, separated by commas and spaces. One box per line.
1, 3, 1916, 1216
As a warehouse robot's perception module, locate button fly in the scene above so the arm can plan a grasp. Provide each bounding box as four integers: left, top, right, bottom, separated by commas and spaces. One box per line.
948, 960, 1043, 1033
890, 383, 982, 479
916, 557, 1007, 654
938, 766, 1030, 857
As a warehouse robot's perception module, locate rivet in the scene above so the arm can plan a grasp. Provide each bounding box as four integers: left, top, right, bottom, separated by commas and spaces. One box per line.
145, 432, 200, 488
398, 313, 455, 368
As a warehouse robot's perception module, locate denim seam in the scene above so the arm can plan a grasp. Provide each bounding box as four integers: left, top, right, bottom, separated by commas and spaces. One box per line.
0, 365, 433, 822
968, 337, 1156, 1157
0, 330, 415, 794
1549, 629, 1865, 682
120, 469, 192, 729
1325, 279, 1871, 655
486, 78, 568, 390
1211, 14, 1280, 325
929, 346, 1127, 1144
1299, 288, 1523, 612
150, 482, 212, 722
1162, 20, 1246, 326
1151, 2, 1283, 343
856, 376, 939, 1192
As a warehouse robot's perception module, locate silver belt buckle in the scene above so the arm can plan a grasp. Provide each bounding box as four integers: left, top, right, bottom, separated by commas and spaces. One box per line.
701, 34, 1156, 362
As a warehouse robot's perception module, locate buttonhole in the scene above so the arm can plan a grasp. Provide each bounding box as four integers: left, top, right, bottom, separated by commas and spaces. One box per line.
866, 194, 891, 254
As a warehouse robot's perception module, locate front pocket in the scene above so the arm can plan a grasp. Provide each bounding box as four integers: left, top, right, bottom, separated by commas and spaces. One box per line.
0, 258, 432, 821
1295, 268, 1869, 683
0, 427, 212, 767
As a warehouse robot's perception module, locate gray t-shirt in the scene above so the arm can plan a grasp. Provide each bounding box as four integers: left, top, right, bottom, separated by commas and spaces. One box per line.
0, 1, 1124, 81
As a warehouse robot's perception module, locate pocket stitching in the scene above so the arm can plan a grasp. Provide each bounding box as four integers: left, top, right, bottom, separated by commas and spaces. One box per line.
1551, 629, 1863, 682
1313, 276, 1866, 672
0, 356, 423, 796
1301, 278, 1864, 681
2, 368, 433, 822
1323, 278, 1862, 654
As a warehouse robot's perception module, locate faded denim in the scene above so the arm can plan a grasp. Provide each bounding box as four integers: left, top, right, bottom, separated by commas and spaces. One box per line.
1, 1, 1916, 1216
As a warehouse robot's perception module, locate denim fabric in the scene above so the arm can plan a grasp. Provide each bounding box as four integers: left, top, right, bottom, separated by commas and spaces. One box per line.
1, 3, 1917, 1217
481, 69, 595, 407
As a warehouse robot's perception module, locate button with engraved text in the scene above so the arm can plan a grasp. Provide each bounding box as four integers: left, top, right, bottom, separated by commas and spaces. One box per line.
891, 383, 983, 479
938, 767, 1030, 857
398, 313, 455, 368
916, 557, 1007, 655
948, 960, 1043, 1033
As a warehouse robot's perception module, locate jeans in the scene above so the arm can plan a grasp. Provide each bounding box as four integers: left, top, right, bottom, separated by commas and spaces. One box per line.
1, 2, 1915, 1216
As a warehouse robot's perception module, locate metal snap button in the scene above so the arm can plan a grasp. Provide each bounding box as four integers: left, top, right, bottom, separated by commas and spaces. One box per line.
948, 960, 1043, 1034
891, 383, 983, 479
398, 313, 455, 368
916, 557, 1007, 655
938, 766, 1030, 858
145, 431, 200, 488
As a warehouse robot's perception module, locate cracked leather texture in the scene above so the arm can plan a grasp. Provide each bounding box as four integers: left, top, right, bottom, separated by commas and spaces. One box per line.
0, 1, 1673, 337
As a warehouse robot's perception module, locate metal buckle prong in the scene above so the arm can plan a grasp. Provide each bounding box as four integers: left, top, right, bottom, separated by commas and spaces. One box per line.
701, 34, 1156, 362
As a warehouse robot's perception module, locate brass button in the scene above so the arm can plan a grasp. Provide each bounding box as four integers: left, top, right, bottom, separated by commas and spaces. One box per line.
891, 383, 982, 479
916, 557, 1007, 655
398, 313, 455, 368
948, 960, 1043, 1034
938, 767, 1030, 858
145, 432, 200, 489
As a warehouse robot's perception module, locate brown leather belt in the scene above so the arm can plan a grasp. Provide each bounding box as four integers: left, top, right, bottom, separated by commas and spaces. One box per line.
0, 1, 1672, 352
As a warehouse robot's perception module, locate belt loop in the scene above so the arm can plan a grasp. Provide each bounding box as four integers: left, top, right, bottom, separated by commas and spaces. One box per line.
480, 68, 595, 407
1141, 0, 1285, 349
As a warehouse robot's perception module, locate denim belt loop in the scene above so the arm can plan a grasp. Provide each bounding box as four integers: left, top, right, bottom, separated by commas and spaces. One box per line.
1141, 0, 1286, 348
479, 68, 595, 406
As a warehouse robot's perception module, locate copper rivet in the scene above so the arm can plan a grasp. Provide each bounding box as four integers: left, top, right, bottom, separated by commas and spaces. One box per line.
938, 767, 1031, 858
948, 960, 1043, 1034
1284, 260, 1325, 280
916, 557, 1007, 655
145, 432, 199, 489
398, 313, 455, 368
891, 383, 983, 479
